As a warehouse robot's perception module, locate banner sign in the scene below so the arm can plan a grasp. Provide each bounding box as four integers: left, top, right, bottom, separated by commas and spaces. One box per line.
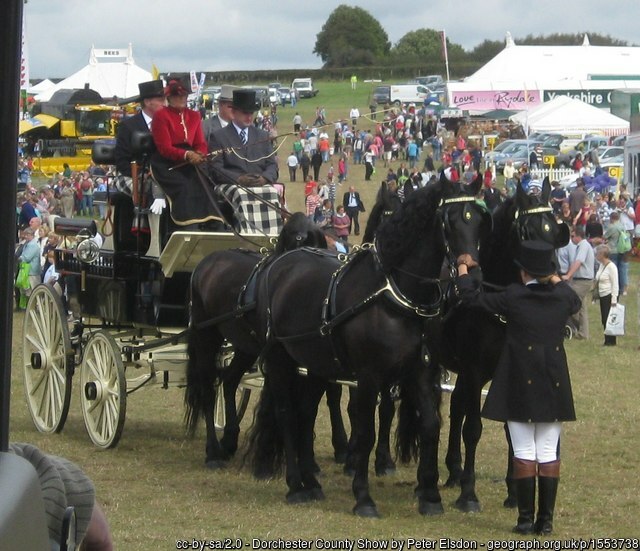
543, 90, 612, 108
450, 90, 541, 111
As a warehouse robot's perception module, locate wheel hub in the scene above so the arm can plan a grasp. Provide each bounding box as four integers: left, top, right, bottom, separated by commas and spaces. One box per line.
84, 380, 105, 402
30, 349, 51, 371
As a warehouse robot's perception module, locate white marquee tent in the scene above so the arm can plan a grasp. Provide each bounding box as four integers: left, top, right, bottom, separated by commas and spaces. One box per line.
447, 34, 640, 113
35, 45, 152, 102
28, 78, 55, 95
509, 96, 629, 136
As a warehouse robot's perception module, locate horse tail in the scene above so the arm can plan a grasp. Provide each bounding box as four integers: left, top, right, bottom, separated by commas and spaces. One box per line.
395, 382, 421, 463
184, 266, 222, 436
395, 369, 442, 464
244, 373, 284, 479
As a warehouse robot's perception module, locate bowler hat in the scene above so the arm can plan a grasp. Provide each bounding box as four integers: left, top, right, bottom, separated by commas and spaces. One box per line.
165, 79, 189, 97
218, 84, 239, 102
137, 80, 164, 101
514, 240, 556, 277
232, 89, 260, 112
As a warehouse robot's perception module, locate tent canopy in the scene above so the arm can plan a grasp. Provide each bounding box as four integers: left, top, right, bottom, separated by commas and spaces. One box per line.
510, 96, 629, 136
35, 45, 151, 103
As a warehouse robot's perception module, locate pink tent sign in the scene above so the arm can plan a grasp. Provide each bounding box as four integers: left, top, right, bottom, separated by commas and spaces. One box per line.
451, 90, 541, 110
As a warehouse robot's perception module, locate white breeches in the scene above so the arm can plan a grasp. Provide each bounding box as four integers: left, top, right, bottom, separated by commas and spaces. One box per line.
507, 421, 562, 463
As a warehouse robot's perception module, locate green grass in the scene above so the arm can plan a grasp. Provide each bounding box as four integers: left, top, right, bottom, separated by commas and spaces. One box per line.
15, 82, 640, 547
9, 267, 640, 547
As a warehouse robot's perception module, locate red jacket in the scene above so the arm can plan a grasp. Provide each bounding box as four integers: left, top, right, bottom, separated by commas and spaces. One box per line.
152, 106, 207, 163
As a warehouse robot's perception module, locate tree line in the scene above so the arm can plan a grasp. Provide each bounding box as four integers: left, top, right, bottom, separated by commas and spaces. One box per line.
314, 5, 632, 72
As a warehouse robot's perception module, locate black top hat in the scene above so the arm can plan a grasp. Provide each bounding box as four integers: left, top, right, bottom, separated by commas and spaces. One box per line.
137, 80, 165, 101
232, 89, 260, 112
514, 240, 556, 277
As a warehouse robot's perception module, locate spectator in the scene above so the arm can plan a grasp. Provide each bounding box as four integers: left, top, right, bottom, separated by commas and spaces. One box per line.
562, 227, 595, 339
286, 152, 299, 182
331, 205, 350, 245
305, 184, 322, 220
594, 244, 619, 346
604, 211, 629, 296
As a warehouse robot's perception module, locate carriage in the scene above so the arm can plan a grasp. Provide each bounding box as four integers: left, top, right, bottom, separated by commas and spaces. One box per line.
21, 144, 275, 449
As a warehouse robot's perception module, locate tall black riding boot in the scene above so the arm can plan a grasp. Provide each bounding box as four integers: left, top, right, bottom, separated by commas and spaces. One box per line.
535, 460, 560, 535
512, 458, 537, 534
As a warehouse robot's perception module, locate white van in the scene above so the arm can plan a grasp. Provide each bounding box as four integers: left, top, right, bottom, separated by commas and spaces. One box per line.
291, 78, 318, 98
373, 84, 431, 106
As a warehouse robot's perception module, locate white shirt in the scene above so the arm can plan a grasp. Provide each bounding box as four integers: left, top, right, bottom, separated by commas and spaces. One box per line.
595, 261, 619, 302
349, 108, 360, 119
142, 111, 153, 130
287, 155, 299, 168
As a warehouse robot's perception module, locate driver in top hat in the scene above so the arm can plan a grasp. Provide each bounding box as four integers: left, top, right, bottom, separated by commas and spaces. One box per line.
114, 79, 167, 215
456, 241, 580, 536
208, 89, 279, 187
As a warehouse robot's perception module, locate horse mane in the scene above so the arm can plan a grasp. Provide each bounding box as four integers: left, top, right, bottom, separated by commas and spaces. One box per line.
479, 196, 519, 285
376, 181, 448, 270
275, 212, 326, 254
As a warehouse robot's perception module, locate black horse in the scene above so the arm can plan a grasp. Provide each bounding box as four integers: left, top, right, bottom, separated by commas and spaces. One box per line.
185, 212, 333, 468
246, 175, 492, 516
440, 178, 570, 512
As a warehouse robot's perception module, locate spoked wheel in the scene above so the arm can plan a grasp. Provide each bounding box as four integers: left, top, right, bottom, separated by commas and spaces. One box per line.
79, 330, 126, 449
213, 342, 252, 432
22, 284, 73, 434
564, 325, 573, 340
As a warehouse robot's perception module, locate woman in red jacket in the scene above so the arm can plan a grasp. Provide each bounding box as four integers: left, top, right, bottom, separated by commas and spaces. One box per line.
151, 80, 224, 229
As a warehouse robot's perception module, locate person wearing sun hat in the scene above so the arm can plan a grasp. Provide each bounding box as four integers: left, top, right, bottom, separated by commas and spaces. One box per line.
456, 241, 581, 536
202, 84, 239, 149
151, 79, 225, 229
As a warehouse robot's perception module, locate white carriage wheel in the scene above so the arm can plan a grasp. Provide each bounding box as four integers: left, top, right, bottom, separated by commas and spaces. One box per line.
22, 284, 73, 434
79, 330, 126, 449
213, 342, 251, 432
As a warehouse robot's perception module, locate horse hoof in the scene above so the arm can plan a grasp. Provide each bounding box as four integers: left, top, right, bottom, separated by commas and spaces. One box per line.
503, 496, 517, 509
454, 498, 481, 513
375, 466, 397, 477
205, 459, 227, 470
287, 490, 312, 504
444, 476, 460, 489
308, 487, 326, 501
419, 500, 444, 516
353, 504, 380, 518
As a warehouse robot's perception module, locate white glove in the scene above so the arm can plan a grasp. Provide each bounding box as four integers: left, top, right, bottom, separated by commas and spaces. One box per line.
149, 198, 166, 215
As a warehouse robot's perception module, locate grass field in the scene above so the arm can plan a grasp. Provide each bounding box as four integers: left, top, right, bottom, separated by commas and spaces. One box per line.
11, 82, 640, 548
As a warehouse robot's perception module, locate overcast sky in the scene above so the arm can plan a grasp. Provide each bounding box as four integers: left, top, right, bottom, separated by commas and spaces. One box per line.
24, 0, 640, 79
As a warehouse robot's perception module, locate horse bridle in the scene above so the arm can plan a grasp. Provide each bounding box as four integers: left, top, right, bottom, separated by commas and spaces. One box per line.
437, 195, 489, 279
513, 205, 555, 242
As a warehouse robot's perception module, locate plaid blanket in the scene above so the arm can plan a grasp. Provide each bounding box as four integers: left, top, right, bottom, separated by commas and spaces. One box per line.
216, 184, 283, 236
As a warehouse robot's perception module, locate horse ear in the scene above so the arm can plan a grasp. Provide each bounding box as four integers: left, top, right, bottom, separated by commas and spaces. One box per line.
466, 173, 483, 196
555, 221, 571, 248
541, 177, 551, 204
440, 169, 448, 186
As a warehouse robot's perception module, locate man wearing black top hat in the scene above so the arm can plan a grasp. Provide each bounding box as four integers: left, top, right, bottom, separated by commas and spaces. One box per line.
114, 79, 167, 215
208, 89, 279, 186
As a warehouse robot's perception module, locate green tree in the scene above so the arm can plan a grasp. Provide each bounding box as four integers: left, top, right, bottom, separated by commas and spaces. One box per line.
518, 32, 629, 46
468, 39, 504, 63
391, 28, 465, 63
314, 5, 390, 67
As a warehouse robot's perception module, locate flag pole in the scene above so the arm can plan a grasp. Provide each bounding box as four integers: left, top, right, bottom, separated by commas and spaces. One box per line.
442, 29, 451, 82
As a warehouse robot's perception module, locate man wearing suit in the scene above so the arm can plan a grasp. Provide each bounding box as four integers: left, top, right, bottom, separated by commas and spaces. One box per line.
202, 84, 238, 151
343, 186, 365, 235
208, 89, 278, 186
114, 79, 166, 215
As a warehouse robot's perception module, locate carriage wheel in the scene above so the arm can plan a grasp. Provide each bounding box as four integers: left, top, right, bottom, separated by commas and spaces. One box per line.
79, 330, 126, 449
22, 284, 74, 434
213, 342, 251, 432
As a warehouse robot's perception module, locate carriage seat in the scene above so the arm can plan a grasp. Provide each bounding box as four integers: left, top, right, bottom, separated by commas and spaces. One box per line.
53, 217, 98, 238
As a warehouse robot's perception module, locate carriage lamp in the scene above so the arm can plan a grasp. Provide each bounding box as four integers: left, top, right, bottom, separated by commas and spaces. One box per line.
75, 230, 100, 264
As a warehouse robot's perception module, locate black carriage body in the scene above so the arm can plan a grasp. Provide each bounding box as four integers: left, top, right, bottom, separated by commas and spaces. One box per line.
55, 249, 190, 327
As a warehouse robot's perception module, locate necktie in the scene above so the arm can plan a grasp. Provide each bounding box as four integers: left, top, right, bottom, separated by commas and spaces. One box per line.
240, 128, 247, 145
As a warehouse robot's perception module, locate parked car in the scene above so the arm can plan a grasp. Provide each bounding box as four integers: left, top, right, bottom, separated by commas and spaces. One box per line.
484, 139, 519, 164
268, 82, 282, 90
593, 146, 624, 163
554, 136, 610, 167
611, 135, 628, 147
268, 87, 280, 105
278, 87, 292, 103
